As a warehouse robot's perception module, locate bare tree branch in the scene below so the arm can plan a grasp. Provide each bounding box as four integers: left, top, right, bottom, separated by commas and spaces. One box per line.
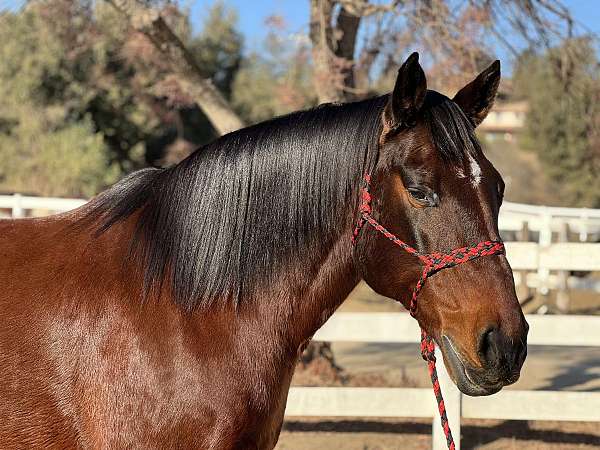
337, 0, 402, 17
308, 0, 583, 100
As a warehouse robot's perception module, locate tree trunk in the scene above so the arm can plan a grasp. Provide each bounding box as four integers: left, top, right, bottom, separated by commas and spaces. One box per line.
309, 0, 363, 103
309, 0, 404, 103
106, 0, 245, 135
309, 0, 340, 102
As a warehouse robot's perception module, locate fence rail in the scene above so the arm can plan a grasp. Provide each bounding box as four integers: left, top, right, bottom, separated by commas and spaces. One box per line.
501, 201, 600, 239
0, 193, 85, 217
505, 241, 600, 271
286, 313, 600, 450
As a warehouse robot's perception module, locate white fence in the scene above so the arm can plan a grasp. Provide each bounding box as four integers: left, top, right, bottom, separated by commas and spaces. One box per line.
0, 193, 85, 217
500, 201, 600, 306
501, 201, 600, 242
286, 313, 600, 450
506, 241, 600, 272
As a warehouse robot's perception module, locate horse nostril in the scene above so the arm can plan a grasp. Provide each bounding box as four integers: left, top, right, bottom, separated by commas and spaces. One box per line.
478, 327, 500, 367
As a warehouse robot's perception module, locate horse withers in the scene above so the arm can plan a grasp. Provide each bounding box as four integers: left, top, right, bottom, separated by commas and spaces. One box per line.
0, 53, 527, 448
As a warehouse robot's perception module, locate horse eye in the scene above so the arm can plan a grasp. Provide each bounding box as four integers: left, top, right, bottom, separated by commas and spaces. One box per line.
407, 188, 437, 206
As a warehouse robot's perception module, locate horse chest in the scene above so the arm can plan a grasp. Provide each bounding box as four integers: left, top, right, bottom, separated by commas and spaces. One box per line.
40, 306, 294, 449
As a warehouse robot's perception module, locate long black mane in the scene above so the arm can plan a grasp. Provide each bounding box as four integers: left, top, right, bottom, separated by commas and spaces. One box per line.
87, 91, 478, 310
88, 96, 387, 309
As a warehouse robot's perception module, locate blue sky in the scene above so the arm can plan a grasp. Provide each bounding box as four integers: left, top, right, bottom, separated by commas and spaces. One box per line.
0, 0, 308, 48
1, 0, 599, 38
190, 0, 309, 49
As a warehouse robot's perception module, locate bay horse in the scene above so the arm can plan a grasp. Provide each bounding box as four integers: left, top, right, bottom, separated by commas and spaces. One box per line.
0, 53, 528, 449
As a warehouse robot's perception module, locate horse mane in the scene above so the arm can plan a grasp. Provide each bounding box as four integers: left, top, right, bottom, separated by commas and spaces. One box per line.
86, 96, 387, 309
85, 91, 478, 310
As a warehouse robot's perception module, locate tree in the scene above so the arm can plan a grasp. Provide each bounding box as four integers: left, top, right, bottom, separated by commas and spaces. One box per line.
188, 2, 243, 100
308, 0, 576, 103
0, 0, 123, 196
0, 0, 246, 196
513, 38, 600, 207
232, 16, 316, 124
114, 0, 245, 164
0, 114, 118, 198
106, 0, 245, 135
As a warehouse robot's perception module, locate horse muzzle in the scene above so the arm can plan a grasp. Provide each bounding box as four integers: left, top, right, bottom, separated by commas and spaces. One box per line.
441, 327, 528, 396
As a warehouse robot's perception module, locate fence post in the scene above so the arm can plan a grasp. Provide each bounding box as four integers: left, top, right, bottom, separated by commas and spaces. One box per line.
517, 221, 532, 304
537, 211, 552, 297
579, 210, 589, 242
556, 222, 571, 313
432, 346, 461, 450
12, 193, 23, 218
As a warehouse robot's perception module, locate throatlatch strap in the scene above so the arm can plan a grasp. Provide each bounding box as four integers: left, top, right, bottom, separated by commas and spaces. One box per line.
352, 174, 505, 450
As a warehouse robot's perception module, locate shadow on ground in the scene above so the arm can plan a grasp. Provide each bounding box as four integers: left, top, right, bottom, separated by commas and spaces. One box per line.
283, 419, 600, 448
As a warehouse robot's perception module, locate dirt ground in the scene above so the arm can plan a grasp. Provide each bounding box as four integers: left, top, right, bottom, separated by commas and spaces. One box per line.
277, 417, 600, 449
277, 282, 600, 450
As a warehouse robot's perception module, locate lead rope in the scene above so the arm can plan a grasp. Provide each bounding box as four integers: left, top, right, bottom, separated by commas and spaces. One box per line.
352, 174, 505, 450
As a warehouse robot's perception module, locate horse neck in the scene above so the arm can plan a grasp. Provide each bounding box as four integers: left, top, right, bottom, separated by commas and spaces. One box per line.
249, 216, 360, 354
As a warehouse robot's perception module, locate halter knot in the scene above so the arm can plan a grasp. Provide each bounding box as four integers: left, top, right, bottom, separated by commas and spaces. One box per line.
359, 189, 372, 214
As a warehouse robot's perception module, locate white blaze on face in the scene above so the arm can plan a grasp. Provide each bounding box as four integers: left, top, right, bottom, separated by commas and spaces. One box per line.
455, 167, 467, 179
468, 154, 482, 187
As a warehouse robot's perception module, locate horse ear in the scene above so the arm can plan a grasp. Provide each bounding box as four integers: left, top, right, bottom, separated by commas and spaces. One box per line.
453, 60, 501, 127
384, 52, 427, 131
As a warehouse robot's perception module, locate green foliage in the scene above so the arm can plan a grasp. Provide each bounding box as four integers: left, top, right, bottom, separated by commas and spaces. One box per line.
0, 2, 123, 196
189, 1, 243, 98
0, 0, 244, 197
514, 39, 600, 207
232, 28, 316, 124
0, 1, 324, 198
0, 111, 119, 197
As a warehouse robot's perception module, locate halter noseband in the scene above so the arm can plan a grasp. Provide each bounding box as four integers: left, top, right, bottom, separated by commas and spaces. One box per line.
352, 174, 505, 450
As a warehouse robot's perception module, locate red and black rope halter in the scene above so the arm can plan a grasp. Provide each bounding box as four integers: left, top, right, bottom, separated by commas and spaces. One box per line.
352, 174, 505, 450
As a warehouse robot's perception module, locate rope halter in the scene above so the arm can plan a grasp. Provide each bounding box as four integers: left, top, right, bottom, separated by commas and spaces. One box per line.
352, 174, 505, 450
